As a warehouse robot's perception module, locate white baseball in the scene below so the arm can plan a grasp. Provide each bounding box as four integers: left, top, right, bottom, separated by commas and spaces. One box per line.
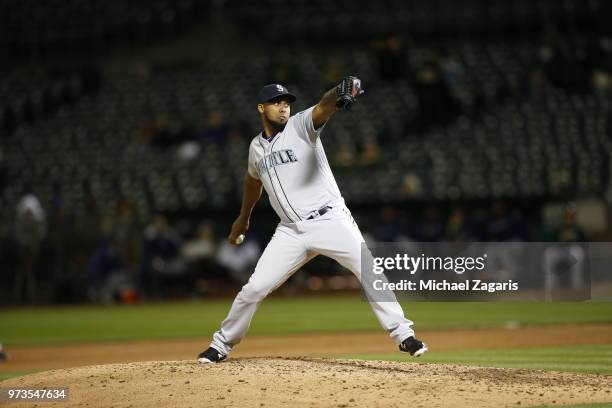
235, 234, 245, 245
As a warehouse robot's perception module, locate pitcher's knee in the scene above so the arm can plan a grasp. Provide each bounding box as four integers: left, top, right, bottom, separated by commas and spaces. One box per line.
238, 281, 270, 303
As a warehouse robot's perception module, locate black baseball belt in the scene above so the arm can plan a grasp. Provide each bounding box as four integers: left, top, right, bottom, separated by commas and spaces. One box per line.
306, 205, 332, 220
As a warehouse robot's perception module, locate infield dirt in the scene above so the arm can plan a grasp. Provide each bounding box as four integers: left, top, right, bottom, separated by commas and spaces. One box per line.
2, 357, 612, 407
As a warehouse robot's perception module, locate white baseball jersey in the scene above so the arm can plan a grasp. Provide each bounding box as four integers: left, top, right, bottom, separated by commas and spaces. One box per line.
247, 106, 344, 223
207, 103, 417, 358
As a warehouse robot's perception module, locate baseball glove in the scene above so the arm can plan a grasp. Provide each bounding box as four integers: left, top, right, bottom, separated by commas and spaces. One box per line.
336, 76, 364, 110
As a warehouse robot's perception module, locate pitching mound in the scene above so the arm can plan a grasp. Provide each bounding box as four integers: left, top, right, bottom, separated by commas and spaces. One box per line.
3, 358, 611, 407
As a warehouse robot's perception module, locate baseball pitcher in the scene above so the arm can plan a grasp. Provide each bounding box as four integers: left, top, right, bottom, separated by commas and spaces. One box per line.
198, 77, 427, 363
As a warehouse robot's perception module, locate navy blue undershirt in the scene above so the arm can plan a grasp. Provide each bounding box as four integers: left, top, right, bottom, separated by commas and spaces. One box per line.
263, 131, 278, 143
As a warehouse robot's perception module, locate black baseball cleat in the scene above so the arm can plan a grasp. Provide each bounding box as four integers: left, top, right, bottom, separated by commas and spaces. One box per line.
399, 336, 428, 357
197, 347, 227, 364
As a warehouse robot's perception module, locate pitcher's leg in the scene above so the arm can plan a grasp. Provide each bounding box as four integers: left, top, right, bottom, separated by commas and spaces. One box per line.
309, 213, 415, 345
210, 226, 314, 355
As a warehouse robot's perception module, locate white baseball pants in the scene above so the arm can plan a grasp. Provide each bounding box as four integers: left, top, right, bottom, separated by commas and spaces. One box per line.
209, 205, 415, 356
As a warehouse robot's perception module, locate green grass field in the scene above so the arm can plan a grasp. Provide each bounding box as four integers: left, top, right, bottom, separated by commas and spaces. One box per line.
1, 297, 612, 346
348, 344, 612, 375
534, 404, 612, 408
0, 371, 33, 381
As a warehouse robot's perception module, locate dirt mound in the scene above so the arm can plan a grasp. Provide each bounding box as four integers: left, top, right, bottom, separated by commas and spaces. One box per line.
3, 358, 611, 407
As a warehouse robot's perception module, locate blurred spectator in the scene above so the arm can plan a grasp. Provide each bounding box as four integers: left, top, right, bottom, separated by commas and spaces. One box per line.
375, 34, 409, 82
140, 113, 191, 149
139, 214, 188, 297
215, 238, 261, 285
373, 207, 408, 242
13, 194, 47, 303
445, 208, 476, 241
439, 51, 464, 89
411, 207, 445, 242
358, 138, 382, 166
195, 111, 229, 144
182, 222, 216, 262
151, 113, 189, 148
484, 203, 528, 281
552, 206, 587, 242
226, 127, 245, 145
485, 202, 529, 241
400, 173, 424, 198
85, 237, 128, 303
333, 143, 356, 167
111, 200, 142, 274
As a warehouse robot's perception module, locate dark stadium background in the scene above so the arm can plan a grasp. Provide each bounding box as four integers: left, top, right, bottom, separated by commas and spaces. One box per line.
1, 0, 611, 305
